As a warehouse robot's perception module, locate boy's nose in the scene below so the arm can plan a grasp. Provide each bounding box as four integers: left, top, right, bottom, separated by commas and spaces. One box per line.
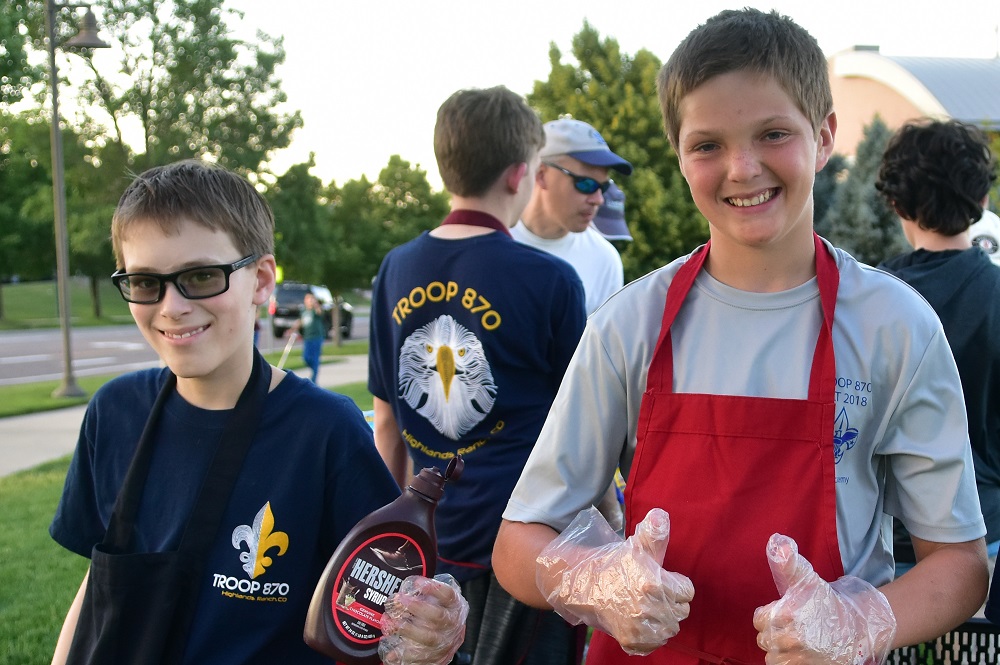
728, 148, 762, 180
158, 281, 193, 316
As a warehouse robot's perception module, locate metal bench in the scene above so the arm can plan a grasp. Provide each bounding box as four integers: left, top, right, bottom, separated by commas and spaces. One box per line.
887, 619, 1000, 664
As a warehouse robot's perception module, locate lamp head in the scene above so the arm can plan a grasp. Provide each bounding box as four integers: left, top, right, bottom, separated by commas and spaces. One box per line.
63, 8, 110, 49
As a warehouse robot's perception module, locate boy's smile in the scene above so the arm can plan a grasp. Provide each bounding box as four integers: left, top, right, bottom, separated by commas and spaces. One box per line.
675, 70, 835, 276
120, 219, 273, 408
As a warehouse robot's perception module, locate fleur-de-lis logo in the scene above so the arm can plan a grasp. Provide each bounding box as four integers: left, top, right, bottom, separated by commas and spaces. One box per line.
833, 407, 858, 464
232, 502, 289, 579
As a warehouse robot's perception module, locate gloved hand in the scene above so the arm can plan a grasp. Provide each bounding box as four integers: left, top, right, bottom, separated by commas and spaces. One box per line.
379, 573, 469, 665
753, 534, 897, 665
536, 506, 694, 655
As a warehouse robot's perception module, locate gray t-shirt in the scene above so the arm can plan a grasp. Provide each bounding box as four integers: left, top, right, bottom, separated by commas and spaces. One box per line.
503, 241, 985, 587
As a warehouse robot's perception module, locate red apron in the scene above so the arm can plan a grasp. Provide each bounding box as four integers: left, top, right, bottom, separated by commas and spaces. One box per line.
587, 234, 844, 665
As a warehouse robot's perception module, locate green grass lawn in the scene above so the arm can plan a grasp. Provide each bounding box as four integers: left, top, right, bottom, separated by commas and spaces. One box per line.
0, 458, 89, 665
0, 278, 133, 330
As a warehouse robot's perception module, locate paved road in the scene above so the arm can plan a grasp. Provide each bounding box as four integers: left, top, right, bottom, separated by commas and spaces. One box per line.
0, 313, 369, 386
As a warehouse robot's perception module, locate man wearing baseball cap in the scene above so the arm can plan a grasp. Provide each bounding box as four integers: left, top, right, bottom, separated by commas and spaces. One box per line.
512, 118, 633, 315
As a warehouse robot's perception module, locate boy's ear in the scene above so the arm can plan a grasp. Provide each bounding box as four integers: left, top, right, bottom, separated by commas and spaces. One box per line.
505, 162, 529, 194
251, 254, 277, 306
814, 111, 837, 172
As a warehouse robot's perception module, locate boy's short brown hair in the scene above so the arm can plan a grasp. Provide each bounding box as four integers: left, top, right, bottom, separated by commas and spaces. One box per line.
111, 160, 274, 267
434, 86, 545, 197
876, 119, 997, 235
657, 8, 833, 149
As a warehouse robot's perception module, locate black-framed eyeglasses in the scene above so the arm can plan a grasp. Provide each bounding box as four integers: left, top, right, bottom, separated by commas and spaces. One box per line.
111, 254, 260, 304
543, 162, 612, 195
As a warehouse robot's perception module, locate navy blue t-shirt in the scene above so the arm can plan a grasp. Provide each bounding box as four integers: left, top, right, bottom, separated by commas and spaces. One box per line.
368, 228, 586, 581
51, 369, 400, 664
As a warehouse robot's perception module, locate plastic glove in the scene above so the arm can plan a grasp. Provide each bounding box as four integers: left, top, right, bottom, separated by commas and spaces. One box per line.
378, 573, 469, 665
536, 506, 694, 655
753, 534, 897, 665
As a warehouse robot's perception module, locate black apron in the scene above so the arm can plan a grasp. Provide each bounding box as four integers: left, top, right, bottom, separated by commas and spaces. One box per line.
67, 350, 271, 665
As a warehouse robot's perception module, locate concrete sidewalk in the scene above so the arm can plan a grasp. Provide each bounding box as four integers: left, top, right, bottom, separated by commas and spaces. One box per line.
0, 354, 369, 478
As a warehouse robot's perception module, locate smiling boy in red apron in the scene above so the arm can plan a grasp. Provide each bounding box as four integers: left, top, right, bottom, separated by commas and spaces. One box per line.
493, 8, 988, 664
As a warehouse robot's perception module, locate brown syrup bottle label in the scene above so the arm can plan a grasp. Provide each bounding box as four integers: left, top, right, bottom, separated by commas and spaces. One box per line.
329, 532, 428, 644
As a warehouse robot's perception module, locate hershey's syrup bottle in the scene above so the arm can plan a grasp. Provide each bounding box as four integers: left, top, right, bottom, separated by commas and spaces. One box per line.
304, 456, 463, 663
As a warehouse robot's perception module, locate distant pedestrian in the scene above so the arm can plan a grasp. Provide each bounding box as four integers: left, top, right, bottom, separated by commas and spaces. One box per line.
290, 292, 326, 382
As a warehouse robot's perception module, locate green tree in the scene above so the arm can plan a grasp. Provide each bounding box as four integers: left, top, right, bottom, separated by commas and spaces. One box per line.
0, 2, 43, 106
821, 116, 907, 266
326, 155, 449, 290
0, 110, 58, 319
370, 155, 450, 251
813, 153, 849, 239
17, 0, 304, 318
269, 155, 329, 285
69, 0, 302, 175
528, 21, 703, 282
325, 175, 379, 291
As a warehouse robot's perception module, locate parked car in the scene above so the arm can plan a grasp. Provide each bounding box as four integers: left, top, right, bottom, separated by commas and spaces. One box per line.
268, 282, 353, 339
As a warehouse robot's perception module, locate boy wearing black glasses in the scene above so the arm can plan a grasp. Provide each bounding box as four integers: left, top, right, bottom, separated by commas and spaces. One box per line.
49, 160, 468, 665
512, 117, 633, 316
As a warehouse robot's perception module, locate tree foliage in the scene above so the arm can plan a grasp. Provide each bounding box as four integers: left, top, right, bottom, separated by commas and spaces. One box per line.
11, 0, 303, 317
0, 110, 56, 284
528, 22, 704, 282
61, 0, 304, 176
269, 155, 449, 301
0, 2, 43, 106
269, 154, 329, 285
325, 155, 449, 290
813, 153, 849, 240
820, 116, 908, 266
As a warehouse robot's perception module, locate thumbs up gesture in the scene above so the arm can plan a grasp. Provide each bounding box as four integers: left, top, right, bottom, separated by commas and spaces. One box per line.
753, 534, 896, 665
536, 506, 695, 655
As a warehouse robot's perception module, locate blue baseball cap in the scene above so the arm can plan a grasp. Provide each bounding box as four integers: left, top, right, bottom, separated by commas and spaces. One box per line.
540, 118, 633, 175
592, 182, 632, 241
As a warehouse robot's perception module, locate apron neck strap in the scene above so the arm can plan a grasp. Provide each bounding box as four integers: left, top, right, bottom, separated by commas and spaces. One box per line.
649, 234, 839, 401
104, 349, 272, 553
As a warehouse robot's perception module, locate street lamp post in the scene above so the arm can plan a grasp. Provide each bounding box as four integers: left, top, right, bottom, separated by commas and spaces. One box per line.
45, 1, 109, 398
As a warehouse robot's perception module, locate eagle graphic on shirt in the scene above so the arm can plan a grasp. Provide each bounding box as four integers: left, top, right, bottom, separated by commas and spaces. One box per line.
398, 314, 496, 439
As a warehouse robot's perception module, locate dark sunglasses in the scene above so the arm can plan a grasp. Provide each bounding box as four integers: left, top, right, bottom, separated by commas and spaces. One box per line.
111, 254, 260, 304
543, 162, 612, 195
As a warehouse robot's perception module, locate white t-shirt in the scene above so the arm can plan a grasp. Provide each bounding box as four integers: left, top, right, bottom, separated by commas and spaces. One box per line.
511, 222, 624, 315
503, 240, 985, 587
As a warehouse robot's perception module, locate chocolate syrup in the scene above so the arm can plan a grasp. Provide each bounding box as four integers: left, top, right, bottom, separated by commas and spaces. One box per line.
303, 456, 463, 663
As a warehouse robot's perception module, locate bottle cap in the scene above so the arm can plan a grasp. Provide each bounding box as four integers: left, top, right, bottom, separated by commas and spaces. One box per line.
408, 456, 464, 500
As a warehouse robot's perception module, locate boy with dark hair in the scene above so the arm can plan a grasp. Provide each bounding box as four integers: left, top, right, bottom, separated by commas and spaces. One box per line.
493, 9, 987, 665
875, 118, 1000, 576
369, 86, 587, 665
50, 159, 466, 665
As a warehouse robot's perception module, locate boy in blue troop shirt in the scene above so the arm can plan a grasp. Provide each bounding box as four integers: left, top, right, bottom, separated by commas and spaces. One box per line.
493, 8, 988, 665
369, 86, 587, 665
49, 160, 467, 665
